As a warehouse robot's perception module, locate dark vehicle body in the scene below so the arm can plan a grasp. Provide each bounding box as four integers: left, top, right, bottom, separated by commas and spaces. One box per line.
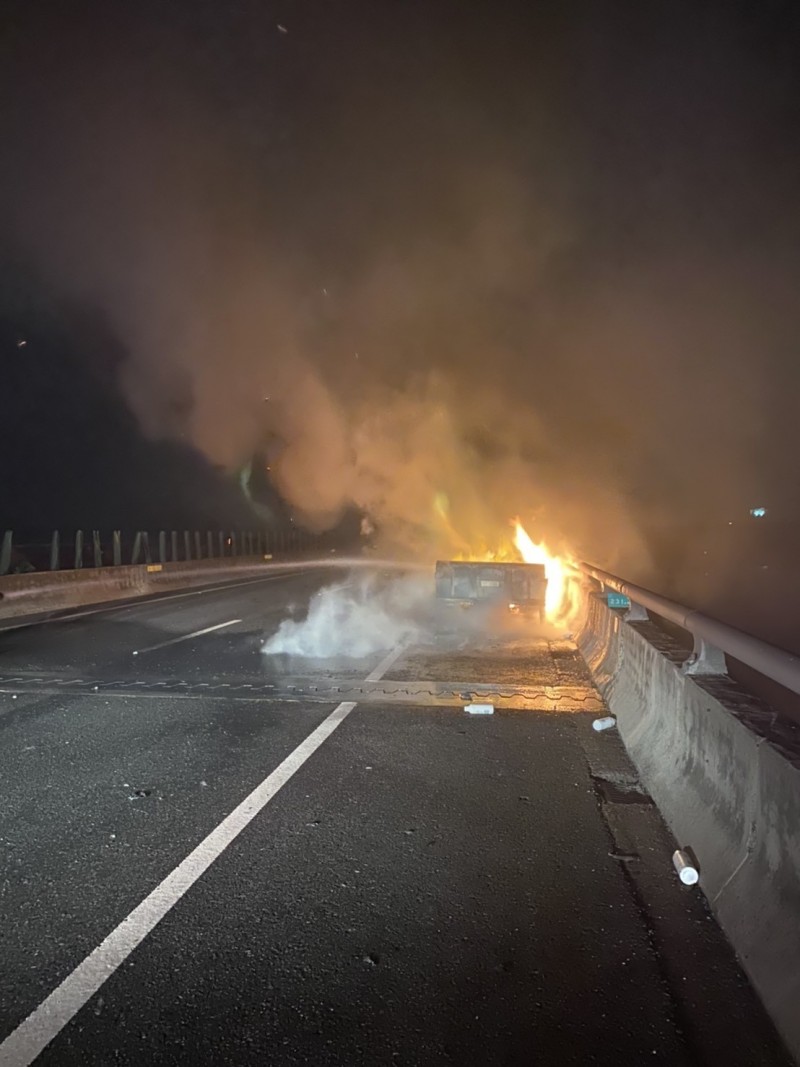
435, 560, 547, 618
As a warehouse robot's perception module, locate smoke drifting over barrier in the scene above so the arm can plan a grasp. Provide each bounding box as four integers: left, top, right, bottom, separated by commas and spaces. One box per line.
2, 2, 799, 576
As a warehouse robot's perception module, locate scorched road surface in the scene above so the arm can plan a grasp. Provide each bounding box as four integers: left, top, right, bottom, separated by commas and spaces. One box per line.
0, 565, 790, 1066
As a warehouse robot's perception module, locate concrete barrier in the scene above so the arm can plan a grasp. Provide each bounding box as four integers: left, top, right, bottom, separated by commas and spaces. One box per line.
0, 556, 304, 622
577, 592, 800, 1060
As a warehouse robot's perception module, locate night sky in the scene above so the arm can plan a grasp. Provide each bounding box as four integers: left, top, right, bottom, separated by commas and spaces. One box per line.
1, 1, 800, 565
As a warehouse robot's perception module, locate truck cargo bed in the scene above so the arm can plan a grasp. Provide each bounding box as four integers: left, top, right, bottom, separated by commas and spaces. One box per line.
435, 560, 547, 615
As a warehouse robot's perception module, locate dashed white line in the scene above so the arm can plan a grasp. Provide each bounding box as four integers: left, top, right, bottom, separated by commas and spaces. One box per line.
131, 619, 242, 656
364, 643, 406, 681
0, 641, 407, 1067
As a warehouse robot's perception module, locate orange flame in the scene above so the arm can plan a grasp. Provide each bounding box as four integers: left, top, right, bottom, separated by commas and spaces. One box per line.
433, 492, 581, 626
513, 520, 580, 626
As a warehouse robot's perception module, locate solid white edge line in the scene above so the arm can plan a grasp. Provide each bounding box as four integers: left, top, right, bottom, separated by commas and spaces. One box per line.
131, 619, 242, 656
0, 642, 406, 1067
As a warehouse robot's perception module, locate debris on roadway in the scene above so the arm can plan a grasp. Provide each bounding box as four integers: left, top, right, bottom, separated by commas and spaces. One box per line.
464, 702, 494, 715
673, 849, 700, 885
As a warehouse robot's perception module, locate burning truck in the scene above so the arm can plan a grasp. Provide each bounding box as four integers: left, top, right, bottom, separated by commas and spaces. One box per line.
432, 521, 579, 626
434, 559, 548, 620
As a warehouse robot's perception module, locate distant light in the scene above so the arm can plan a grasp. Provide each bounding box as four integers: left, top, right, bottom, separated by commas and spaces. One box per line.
750, 507, 767, 519
16, 338, 26, 347
277, 23, 288, 33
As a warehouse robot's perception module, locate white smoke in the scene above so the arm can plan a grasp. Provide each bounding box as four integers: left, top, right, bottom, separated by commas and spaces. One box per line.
261, 572, 433, 658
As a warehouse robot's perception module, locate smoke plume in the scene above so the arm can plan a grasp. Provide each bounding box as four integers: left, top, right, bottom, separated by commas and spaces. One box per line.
262, 572, 433, 658
2, 1, 798, 581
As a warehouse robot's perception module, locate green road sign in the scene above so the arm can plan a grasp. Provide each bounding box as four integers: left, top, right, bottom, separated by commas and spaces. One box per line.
607, 592, 631, 609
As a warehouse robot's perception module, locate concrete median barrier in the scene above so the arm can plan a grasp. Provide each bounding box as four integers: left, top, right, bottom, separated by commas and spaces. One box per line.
577, 592, 800, 1061
0, 556, 303, 622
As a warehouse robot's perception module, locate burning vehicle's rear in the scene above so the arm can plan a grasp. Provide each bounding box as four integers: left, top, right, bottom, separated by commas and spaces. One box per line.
435, 560, 547, 620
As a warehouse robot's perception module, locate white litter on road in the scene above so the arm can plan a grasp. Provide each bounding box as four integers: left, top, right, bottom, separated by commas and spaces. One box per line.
592, 715, 617, 732
464, 703, 494, 715
673, 849, 700, 885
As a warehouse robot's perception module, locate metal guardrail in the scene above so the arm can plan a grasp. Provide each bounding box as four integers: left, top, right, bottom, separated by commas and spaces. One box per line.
580, 561, 800, 699
0, 526, 313, 577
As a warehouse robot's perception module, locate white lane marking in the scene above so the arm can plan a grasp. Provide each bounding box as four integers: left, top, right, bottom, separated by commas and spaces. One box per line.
0, 569, 315, 634
364, 643, 406, 681
131, 619, 242, 656
0, 643, 407, 1067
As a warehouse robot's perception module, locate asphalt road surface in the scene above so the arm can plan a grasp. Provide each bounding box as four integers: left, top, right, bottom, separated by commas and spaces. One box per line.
0, 565, 791, 1066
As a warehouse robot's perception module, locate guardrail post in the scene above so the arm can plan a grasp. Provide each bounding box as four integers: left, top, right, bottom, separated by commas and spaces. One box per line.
229, 531, 237, 556
682, 637, 727, 676
183, 530, 191, 561
131, 531, 142, 565
112, 530, 122, 567
625, 600, 649, 622
142, 532, 152, 564
92, 530, 103, 568
158, 531, 167, 564
170, 531, 178, 562
50, 530, 60, 571
0, 530, 12, 575
194, 531, 202, 560
207, 531, 214, 559
74, 530, 84, 569
256, 531, 263, 555
218, 531, 224, 558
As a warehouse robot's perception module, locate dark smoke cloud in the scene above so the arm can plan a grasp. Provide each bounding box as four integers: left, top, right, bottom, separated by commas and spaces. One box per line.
2, 0, 799, 576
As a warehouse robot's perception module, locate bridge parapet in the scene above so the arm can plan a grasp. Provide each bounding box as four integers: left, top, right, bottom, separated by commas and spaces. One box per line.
577, 570, 800, 1060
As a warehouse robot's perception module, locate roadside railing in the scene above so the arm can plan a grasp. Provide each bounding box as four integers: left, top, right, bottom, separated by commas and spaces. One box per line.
0, 526, 313, 577
580, 562, 800, 699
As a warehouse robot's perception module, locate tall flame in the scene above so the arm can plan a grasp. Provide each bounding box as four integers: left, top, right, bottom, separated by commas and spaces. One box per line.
513, 520, 579, 626
432, 491, 580, 627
